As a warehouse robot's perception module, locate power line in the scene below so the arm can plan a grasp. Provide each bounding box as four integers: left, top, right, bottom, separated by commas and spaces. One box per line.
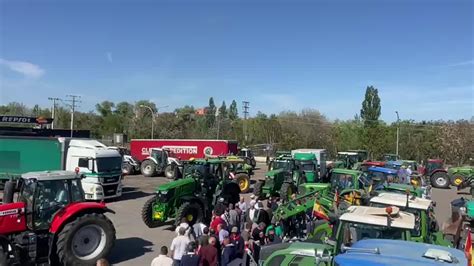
242, 101, 250, 143
47, 97, 61, 129
64, 95, 81, 137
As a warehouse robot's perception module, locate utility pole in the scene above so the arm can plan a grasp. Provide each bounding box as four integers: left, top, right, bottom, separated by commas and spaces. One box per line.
65, 95, 81, 137
47, 97, 60, 129
242, 101, 250, 144
395, 111, 400, 156
216, 108, 220, 140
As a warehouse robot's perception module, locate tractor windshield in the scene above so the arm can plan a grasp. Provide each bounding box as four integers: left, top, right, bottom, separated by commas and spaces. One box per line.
96, 157, 122, 172
297, 161, 316, 171
427, 162, 443, 173
341, 221, 405, 246
331, 173, 355, 190
272, 160, 292, 171
34, 180, 70, 229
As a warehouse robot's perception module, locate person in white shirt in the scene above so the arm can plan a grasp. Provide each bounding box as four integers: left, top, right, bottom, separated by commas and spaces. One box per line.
151, 246, 173, 266
171, 227, 191, 265
175, 217, 191, 237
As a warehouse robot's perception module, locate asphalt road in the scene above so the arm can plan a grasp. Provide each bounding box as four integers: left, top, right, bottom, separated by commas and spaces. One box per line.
106, 163, 470, 265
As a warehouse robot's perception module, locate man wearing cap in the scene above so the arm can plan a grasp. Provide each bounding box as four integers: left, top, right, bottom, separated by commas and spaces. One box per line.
230, 226, 245, 259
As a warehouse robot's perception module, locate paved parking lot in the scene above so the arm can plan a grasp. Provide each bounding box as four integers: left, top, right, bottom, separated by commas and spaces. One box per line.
106, 163, 470, 265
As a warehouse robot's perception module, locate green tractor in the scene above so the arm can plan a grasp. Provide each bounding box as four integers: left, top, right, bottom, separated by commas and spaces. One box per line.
449, 166, 474, 187
332, 152, 361, 170
141, 159, 241, 228
348, 149, 369, 162
260, 205, 417, 265
254, 153, 319, 200
383, 153, 400, 161
222, 156, 253, 193
369, 192, 451, 246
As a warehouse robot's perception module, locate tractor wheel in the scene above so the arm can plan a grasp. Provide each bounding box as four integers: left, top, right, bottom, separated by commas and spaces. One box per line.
0, 244, 7, 266
297, 176, 307, 187
280, 183, 296, 201
452, 174, 467, 187
122, 163, 134, 175
431, 172, 450, 189
235, 173, 251, 193
141, 160, 157, 177
142, 196, 165, 228
175, 202, 203, 227
56, 213, 115, 265
164, 164, 175, 179
254, 181, 264, 199
2, 181, 15, 204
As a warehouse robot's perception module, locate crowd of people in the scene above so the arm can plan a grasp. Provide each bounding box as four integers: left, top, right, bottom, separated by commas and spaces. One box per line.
151, 195, 288, 266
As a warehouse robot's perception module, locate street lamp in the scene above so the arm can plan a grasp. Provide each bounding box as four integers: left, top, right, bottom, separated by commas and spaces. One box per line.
395, 111, 400, 156
139, 105, 168, 139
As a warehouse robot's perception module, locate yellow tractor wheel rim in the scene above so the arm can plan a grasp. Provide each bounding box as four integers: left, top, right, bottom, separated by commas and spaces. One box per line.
186, 214, 193, 222
239, 178, 249, 191
287, 186, 293, 197
454, 177, 463, 186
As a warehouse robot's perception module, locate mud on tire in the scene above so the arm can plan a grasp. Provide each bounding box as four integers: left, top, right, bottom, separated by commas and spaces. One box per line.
56, 213, 115, 266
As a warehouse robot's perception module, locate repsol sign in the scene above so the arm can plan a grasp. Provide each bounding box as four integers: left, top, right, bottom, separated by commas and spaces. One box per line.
0, 115, 53, 124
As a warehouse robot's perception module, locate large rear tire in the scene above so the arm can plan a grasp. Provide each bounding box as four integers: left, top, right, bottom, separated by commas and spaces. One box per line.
175, 202, 203, 227
56, 213, 115, 266
235, 173, 251, 193
122, 163, 134, 175
431, 172, 450, 189
254, 181, 264, 199
2, 181, 15, 204
280, 183, 296, 201
141, 160, 157, 177
452, 173, 467, 187
0, 244, 7, 266
142, 196, 165, 228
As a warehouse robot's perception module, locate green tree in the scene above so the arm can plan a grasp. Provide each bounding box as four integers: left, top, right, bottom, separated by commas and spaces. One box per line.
360, 86, 381, 125
206, 97, 216, 126
219, 101, 227, 118
229, 100, 238, 120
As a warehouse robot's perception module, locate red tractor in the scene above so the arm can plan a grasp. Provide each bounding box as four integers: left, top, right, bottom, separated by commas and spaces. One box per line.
0, 170, 116, 265
419, 159, 449, 188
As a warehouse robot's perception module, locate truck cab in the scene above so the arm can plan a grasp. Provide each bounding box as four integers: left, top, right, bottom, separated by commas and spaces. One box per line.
66, 139, 123, 200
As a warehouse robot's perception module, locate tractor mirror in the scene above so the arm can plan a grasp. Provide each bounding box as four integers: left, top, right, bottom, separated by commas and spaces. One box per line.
88, 159, 94, 171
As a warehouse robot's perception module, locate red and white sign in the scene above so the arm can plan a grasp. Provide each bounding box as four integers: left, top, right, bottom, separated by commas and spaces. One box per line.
130, 139, 238, 161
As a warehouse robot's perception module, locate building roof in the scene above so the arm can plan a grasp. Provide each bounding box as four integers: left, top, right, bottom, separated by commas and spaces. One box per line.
340, 206, 415, 229
22, 170, 80, 181
370, 192, 432, 210
335, 239, 466, 266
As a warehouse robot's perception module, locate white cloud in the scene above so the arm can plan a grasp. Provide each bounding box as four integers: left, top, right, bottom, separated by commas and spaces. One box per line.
0, 58, 45, 78
445, 60, 473, 67
106, 52, 113, 63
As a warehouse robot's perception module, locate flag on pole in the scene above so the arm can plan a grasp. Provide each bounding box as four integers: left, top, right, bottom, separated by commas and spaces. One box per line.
465, 228, 473, 266
313, 201, 329, 221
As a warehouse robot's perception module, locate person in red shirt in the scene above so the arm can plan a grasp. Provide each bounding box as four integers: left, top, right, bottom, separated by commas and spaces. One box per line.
210, 211, 226, 233
199, 236, 218, 266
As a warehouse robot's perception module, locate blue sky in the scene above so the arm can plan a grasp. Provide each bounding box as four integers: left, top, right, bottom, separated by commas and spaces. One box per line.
0, 0, 472, 122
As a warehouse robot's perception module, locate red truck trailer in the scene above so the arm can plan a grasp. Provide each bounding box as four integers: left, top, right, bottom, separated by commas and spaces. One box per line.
130, 139, 239, 161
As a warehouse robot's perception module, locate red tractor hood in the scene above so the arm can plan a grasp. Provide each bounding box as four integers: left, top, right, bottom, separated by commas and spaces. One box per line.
49, 202, 113, 234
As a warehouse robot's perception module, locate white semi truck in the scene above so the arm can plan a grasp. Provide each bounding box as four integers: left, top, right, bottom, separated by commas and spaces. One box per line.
0, 136, 123, 200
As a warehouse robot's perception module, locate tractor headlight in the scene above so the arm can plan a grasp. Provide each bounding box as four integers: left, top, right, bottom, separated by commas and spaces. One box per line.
460, 207, 467, 215
266, 175, 274, 179
160, 190, 168, 195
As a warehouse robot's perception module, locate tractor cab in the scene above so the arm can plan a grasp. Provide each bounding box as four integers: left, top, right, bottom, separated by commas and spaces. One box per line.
369, 192, 450, 246
294, 153, 319, 183
237, 148, 256, 168
425, 159, 444, 175
18, 171, 85, 230
383, 153, 400, 162
348, 150, 369, 162
335, 152, 359, 169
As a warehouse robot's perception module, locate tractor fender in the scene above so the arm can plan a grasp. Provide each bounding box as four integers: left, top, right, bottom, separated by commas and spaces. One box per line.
145, 157, 159, 165
431, 169, 448, 176
179, 197, 206, 212
167, 157, 180, 166
49, 202, 114, 234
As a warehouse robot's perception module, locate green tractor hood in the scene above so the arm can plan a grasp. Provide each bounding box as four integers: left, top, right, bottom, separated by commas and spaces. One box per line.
266, 168, 287, 177
466, 200, 474, 218
156, 177, 195, 192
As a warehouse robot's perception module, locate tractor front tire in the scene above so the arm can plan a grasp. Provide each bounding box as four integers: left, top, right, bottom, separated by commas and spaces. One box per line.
142, 196, 165, 228
164, 164, 175, 179
280, 183, 296, 201
452, 174, 467, 187
431, 172, 450, 189
122, 163, 134, 175
254, 181, 264, 199
56, 213, 115, 266
0, 244, 7, 266
235, 173, 251, 193
141, 160, 157, 177
175, 202, 203, 227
